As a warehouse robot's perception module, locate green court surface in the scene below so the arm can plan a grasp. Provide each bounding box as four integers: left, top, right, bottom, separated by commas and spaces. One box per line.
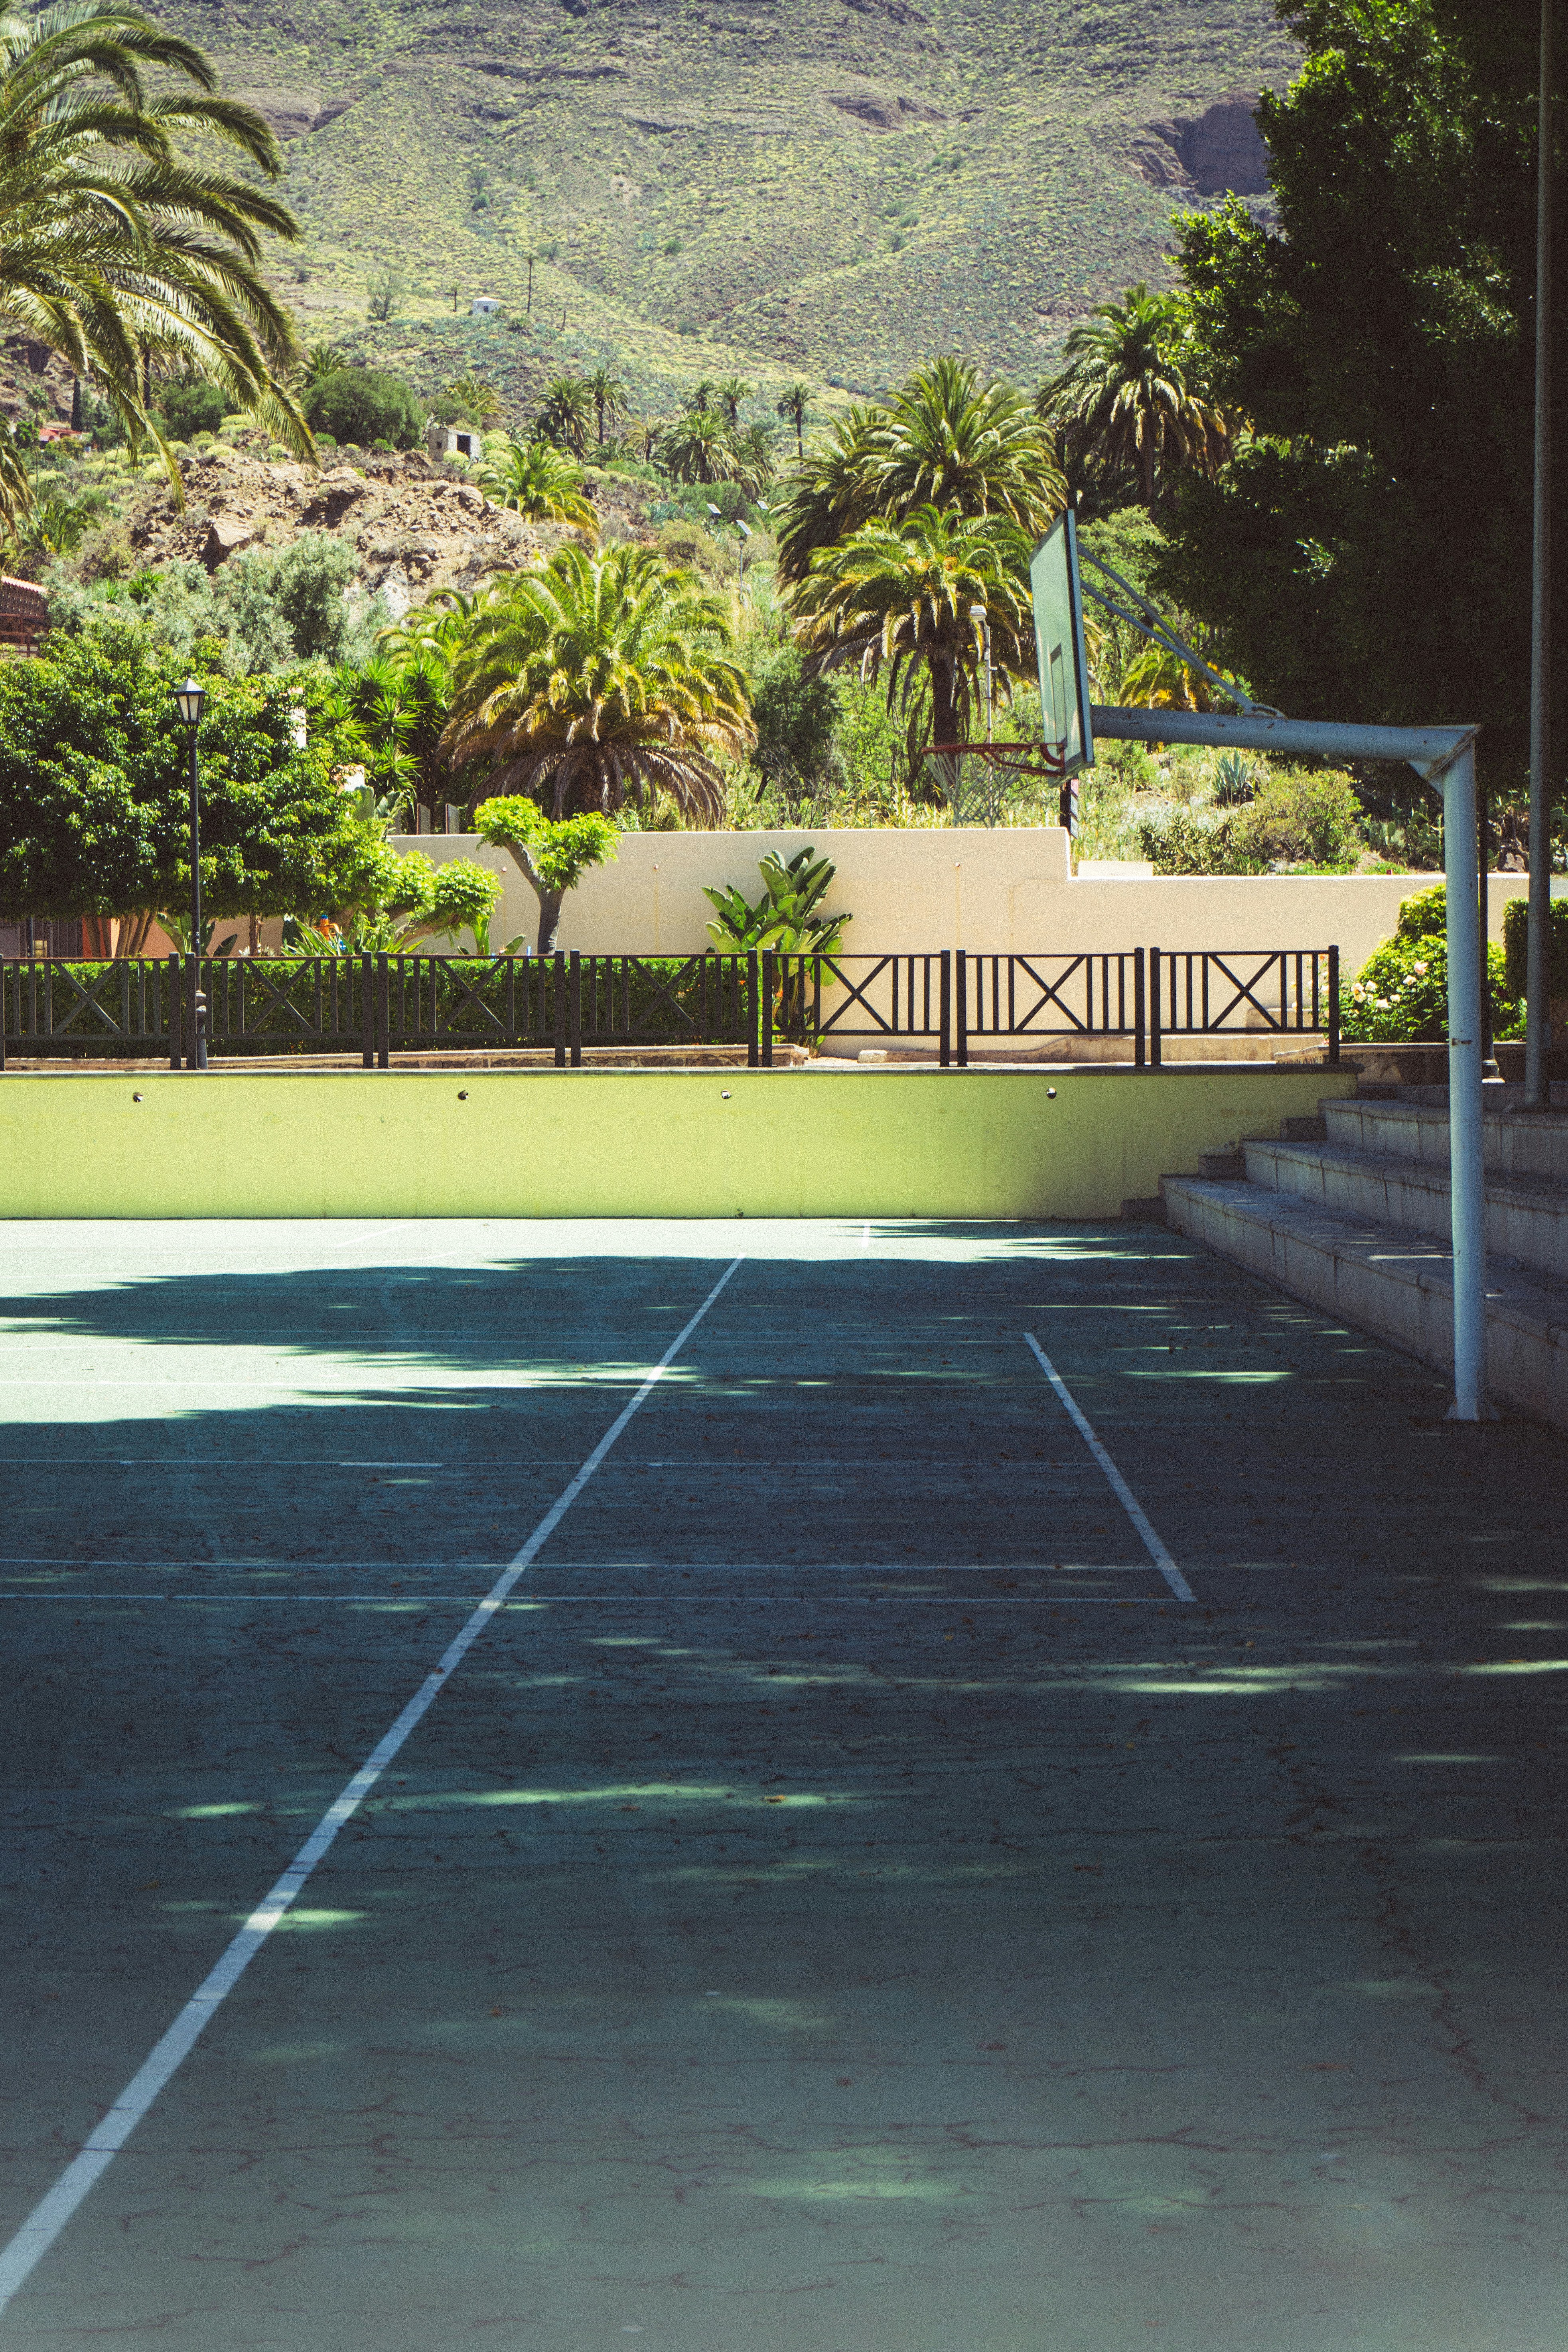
1, 1218, 1565, 2352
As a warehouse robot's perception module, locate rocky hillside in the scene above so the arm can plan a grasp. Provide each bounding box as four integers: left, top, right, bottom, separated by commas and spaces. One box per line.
166, 0, 1293, 415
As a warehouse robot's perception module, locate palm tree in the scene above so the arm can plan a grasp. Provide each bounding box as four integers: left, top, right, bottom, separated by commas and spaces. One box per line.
773, 361, 1061, 587
730, 420, 776, 495
0, 0, 310, 503
1037, 286, 1229, 512
535, 375, 592, 456
440, 542, 754, 824
475, 435, 597, 532
657, 405, 734, 485
791, 503, 1033, 760
775, 380, 810, 459
714, 375, 753, 425
684, 377, 717, 415
583, 364, 627, 449
448, 372, 503, 426
302, 342, 345, 391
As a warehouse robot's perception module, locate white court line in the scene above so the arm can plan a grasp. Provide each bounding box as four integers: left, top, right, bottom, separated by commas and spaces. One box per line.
861, 1222, 870, 1248
324, 1222, 417, 1249
1023, 1334, 1195, 1604
0, 1253, 743, 2315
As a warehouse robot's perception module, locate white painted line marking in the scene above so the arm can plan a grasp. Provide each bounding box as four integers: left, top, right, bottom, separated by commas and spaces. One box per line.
324, 1222, 417, 1249
0, 1255, 744, 2315
1023, 1335, 1196, 1604
860, 1222, 870, 1248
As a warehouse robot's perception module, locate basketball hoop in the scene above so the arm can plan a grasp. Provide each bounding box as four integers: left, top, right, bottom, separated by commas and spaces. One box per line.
929, 739, 1076, 832
929, 740, 1068, 778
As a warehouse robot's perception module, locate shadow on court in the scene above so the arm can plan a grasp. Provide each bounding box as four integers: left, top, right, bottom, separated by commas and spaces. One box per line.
2, 1221, 1565, 2351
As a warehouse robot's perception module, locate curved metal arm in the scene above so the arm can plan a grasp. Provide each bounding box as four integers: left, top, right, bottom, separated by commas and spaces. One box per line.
1078, 546, 1285, 719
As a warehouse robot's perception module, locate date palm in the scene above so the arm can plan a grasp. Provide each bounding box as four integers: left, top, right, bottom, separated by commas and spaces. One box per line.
657, 404, 734, 485
535, 374, 592, 456
775, 379, 810, 459
0, 0, 309, 509
440, 542, 754, 824
448, 371, 503, 426
583, 364, 626, 449
774, 361, 1061, 586
714, 374, 752, 425
1037, 286, 1229, 511
475, 434, 597, 532
791, 503, 1033, 760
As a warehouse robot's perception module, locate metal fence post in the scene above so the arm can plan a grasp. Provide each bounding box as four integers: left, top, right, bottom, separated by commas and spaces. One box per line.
168, 954, 181, 1069
1134, 948, 1146, 1071
377, 953, 390, 1069
1150, 948, 1162, 1070
553, 952, 566, 1067
761, 951, 774, 1067
569, 950, 582, 1067
939, 950, 951, 1068
955, 950, 968, 1067
361, 954, 374, 1068
1327, 944, 1341, 1068
748, 950, 759, 1068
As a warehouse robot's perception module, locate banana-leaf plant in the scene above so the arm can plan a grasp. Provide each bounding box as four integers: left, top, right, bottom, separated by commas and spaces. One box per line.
702, 846, 850, 1039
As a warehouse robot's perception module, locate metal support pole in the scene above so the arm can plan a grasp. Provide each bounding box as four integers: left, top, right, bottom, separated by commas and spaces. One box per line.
1327, 945, 1340, 1068
761, 951, 774, 1067
1527, 0, 1555, 1106
1444, 743, 1492, 1421
955, 951, 968, 1067
569, 951, 582, 1067
188, 731, 201, 962
377, 954, 389, 1070
168, 953, 181, 1070
747, 950, 759, 1068
939, 950, 951, 1067
553, 952, 566, 1067
1150, 948, 1162, 1069
1479, 776, 1495, 1070
361, 954, 374, 1068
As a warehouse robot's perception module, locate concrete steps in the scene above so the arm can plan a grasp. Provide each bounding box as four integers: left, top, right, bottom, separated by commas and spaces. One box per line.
1160, 1088, 1568, 1435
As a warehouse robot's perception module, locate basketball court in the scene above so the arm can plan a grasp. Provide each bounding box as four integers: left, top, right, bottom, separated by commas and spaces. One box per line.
3, 1217, 1565, 2349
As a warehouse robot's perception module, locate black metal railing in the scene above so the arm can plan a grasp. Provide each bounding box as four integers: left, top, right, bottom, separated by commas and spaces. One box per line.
1150, 947, 1339, 1068
0, 946, 1342, 1070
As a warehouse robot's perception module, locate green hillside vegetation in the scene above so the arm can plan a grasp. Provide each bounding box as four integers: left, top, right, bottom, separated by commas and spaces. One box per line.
177, 0, 1294, 415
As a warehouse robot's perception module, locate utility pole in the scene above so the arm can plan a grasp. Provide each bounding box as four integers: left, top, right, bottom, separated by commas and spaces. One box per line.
1526, 0, 1555, 1105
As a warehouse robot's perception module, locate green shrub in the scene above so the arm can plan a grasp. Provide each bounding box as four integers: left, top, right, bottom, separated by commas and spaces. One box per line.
1341, 883, 1521, 1042
1501, 893, 1568, 998
304, 367, 423, 451
1242, 767, 1363, 868
157, 379, 227, 440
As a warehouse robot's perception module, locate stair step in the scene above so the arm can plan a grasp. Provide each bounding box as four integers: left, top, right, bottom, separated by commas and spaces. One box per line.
1161, 1178, 1568, 1437
1249, 1139, 1568, 1281
1278, 1115, 1327, 1142
1324, 1096, 1568, 1185
1197, 1151, 1248, 1180
1121, 1196, 1168, 1224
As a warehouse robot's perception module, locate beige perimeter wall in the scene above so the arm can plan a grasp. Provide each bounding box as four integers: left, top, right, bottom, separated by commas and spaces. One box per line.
391, 828, 1552, 973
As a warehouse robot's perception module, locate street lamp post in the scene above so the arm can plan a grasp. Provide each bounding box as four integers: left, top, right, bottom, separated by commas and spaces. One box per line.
173, 678, 207, 1069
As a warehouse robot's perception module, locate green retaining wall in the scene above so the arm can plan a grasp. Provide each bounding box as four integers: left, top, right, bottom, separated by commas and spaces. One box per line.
0, 1066, 1357, 1220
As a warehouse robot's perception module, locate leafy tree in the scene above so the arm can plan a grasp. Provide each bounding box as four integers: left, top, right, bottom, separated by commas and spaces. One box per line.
747, 641, 844, 794
791, 504, 1033, 767
1037, 284, 1229, 512
0, 0, 308, 511
535, 375, 592, 456
774, 359, 1062, 586
158, 378, 227, 441
215, 532, 362, 669
441, 543, 754, 824
775, 380, 811, 459
367, 267, 406, 323
0, 627, 375, 934
583, 365, 627, 448
475, 435, 597, 531
470, 795, 617, 952
304, 368, 423, 450
419, 856, 505, 954
1164, 0, 1568, 788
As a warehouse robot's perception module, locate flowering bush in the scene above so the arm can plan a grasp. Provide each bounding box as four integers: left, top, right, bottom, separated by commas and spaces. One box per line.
1341, 884, 1520, 1041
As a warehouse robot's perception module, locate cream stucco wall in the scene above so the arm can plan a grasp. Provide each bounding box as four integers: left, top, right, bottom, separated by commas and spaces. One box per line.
391, 827, 1552, 972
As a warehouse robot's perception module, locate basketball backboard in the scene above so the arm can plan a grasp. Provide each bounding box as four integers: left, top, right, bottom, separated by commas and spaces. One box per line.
1030, 511, 1095, 778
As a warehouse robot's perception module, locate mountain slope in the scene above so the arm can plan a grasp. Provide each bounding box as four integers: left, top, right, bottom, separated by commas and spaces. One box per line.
181, 0, 1296, 410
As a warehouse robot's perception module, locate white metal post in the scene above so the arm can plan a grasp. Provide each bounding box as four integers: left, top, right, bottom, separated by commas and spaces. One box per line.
1442, 741, 1491, 1420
